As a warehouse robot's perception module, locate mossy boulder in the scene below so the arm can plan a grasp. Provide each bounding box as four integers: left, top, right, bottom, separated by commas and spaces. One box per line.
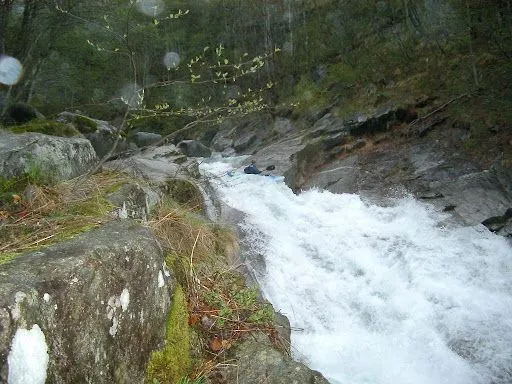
56, 112, 98, 134
0, 220, 174, 383
8, 118, 81, 137
0, 130, 97, 183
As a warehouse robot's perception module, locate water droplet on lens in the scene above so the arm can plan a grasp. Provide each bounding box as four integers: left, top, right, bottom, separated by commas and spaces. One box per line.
163, 52, 180, 70
0, 55, 23, 85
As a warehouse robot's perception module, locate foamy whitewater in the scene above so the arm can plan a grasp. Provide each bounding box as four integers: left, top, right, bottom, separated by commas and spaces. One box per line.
200, 158, 512, 384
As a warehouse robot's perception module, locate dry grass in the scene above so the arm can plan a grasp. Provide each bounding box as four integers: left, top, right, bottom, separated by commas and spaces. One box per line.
148, 199, 286, 380
0, 171, 132, 259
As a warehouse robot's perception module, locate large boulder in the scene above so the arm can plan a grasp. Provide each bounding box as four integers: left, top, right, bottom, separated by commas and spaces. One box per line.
130, 132, 162, 148
0, 130, 97, 182
0, 220, 174, 383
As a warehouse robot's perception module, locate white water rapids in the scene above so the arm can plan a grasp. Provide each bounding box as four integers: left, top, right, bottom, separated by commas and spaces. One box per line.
200, 158, 512, 384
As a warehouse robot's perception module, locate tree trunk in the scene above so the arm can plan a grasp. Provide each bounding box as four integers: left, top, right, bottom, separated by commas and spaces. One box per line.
0, 0, 14, 54
465, 0, 480, 87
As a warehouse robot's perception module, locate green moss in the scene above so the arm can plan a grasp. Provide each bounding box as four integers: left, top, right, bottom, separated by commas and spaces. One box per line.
0, 252, 20, 265
147, 284, 191, 384
8, 119, 81, 137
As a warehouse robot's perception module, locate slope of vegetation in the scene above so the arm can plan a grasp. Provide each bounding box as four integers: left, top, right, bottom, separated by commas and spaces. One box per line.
1, 1, 510, 165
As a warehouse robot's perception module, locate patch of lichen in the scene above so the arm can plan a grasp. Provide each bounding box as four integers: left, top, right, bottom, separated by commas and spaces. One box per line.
146, 284, 191, 384
8, 118, 81, 137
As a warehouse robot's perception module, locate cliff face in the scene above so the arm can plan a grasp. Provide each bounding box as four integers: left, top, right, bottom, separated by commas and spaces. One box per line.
209, 98, 512, 238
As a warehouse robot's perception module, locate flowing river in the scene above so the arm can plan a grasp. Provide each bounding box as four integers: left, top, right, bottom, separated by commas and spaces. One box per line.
200, 158, 512, 384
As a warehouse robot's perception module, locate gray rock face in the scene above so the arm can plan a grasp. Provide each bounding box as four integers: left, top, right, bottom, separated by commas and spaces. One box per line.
248, 135, 307, 188
304, 156, 359, 194
432, 168, 512, 227
223, 335, 329, 384
309, 113, 348, 138
177, 140, 212, 157
0, 221, 173, 384
0, 130, 97, 181
107, 183, 162, 220
273, 118, 296, 136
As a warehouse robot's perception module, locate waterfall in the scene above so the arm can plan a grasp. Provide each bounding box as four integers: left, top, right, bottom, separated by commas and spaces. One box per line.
200, 159, 512, 384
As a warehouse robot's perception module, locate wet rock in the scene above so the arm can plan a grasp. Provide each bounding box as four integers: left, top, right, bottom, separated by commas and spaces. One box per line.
0, 130, 97, 181
347, 107, 396, 136
223, 113, 273, 154
482, 208, 512, 235
211, 131, 233, 153
395, 106, 418, 123
222, 334, 329, 384
177, 140, 212, 158
249, 135, 307, 188
233, 131, 258, 153
0, 221, 173, 384
304, 156, 359, 194
419, 191, 444, 200
432, 168, 512, 226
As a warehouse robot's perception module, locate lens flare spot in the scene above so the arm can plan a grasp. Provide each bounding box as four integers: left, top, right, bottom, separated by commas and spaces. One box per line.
163, 52, 180, 70
0, 55, 23, 85
136, 0, 165, 17
119, 83, 143, 108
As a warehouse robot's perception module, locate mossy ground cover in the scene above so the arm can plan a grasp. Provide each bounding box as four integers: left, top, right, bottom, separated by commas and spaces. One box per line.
289, 37, 512, 169
148, 198, 283, 383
